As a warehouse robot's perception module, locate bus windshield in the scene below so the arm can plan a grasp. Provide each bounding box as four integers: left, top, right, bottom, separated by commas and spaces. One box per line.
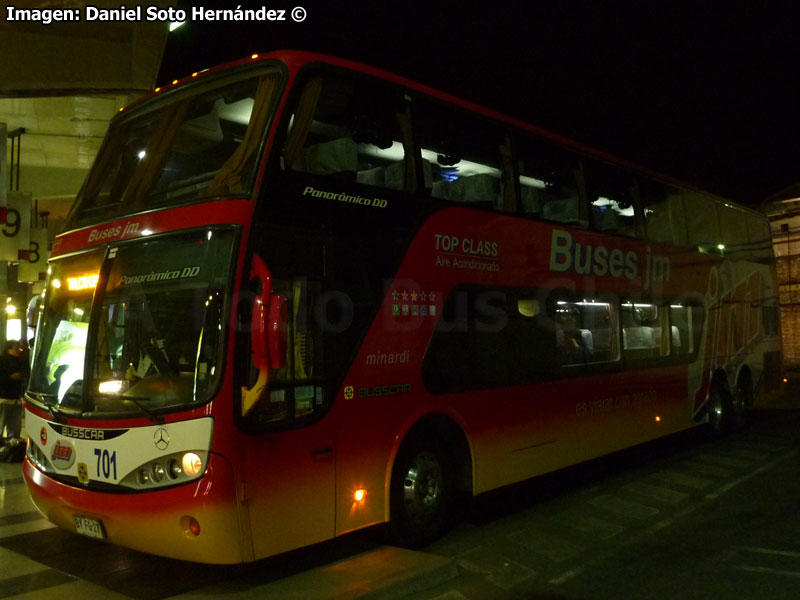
66, 67, 283, 229
29, 229, 236, 418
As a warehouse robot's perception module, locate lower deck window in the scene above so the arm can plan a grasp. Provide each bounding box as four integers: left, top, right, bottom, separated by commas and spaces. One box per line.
422, 286, 704, 393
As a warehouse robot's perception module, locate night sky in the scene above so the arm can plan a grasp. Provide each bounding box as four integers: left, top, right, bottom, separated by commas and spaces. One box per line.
159, 2, 800, 206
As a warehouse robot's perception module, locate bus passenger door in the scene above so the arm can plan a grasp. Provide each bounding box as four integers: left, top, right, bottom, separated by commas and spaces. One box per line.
240, 276, 336, 559
241, 419, 335, 560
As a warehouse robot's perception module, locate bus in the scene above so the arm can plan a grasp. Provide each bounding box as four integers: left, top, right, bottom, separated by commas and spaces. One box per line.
23, 50, 782, 564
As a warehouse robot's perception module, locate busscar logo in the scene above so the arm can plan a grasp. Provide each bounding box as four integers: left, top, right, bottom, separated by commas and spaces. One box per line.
358, 384, 412, 398
51, 440, 75, 470
52, 424, 126, 441
58, 426, 104, 440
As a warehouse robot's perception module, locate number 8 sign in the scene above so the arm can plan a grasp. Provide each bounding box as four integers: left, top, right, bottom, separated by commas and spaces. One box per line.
18, 228, 48, 283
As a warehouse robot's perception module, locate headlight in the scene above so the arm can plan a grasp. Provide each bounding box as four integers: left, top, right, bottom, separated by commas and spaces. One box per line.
118, 451, 208, 490
182, 452, 203, 476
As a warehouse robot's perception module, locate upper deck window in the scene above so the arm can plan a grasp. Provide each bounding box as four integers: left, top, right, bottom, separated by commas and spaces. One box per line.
414, 99, 514, 211
66, 68, 283, 229
515, 136, 585, 225
283, 73, 412, 192
584, 160, 642, 238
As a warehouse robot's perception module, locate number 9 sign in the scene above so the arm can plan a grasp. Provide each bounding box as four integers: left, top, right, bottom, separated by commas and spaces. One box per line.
0, 192, 30, 262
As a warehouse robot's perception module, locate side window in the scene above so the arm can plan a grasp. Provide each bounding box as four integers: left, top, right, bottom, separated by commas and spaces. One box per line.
423, 288, 566, 392
640, 178, 687, 246
669, 302, 704, 357
683, 190, 721, 253
282, 73, 411, 191
422, 288, 517, 392
414, 100, 513, 211
584, 160, 641, 238
718, 204, 752, 260
515, 136, 586, 225
748, 215, 774, 263
551, 296, 619, 366
621, 300, 669, 361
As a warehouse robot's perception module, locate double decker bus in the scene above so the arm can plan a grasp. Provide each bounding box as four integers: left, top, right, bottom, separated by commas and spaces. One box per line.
23, 51, 781, 564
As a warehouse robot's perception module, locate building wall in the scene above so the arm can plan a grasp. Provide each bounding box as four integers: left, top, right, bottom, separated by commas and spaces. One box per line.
769, 208, 800, 370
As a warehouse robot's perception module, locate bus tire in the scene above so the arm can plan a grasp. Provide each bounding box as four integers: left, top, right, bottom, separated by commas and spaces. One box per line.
731, 371, 753, 431
707, 378, 734, 437
389, 436, 454, 548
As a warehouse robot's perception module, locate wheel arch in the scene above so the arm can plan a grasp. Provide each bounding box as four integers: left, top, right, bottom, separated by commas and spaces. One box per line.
734, 363, 754, 405
384, 410, 474, 523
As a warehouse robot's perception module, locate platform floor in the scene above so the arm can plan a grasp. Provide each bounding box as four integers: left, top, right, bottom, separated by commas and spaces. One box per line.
0, 461, 456, 599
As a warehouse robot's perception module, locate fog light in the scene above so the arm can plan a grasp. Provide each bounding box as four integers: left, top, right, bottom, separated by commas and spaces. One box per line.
137, 469, 150, 485
151, 462, 165, 482
168, 459, 182, 479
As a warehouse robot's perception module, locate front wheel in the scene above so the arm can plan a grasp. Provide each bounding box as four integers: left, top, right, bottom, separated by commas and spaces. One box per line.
389, 439, 453, 547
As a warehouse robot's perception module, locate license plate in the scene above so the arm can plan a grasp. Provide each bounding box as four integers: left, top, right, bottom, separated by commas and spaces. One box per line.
73, 515, 105, 540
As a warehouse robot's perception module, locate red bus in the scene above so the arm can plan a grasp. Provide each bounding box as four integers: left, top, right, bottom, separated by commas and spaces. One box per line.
23, 51, 782, 563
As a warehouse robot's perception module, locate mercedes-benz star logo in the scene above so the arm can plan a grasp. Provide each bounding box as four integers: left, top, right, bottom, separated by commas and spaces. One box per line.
154, 427, 170, 450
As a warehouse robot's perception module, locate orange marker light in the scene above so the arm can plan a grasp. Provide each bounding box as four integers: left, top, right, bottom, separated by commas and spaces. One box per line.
655, 415, 661, 422
154, 87, 161, 92
191, 72, 198, 77
783, 378, 789, 383
251, 53, 259, 59
181, 516, 201, 536
172, 79, 178, 85
354, 488, 367, 503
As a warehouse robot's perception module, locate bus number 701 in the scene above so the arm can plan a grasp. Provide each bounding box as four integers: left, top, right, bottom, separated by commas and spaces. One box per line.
94, 448, 117, 480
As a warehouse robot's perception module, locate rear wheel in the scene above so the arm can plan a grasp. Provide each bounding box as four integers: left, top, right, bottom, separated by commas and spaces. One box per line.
731, 373, 753, 431
389, 438, 453, 547
707, 383, 733, 437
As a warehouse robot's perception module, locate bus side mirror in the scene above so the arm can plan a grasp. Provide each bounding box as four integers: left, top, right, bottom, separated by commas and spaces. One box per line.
249, 254, 287, 370
242, 255, 288, 416
266, 294, 287, 369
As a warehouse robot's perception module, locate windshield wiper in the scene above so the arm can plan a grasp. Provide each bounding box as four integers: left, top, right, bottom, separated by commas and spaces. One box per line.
123, 395, 165, 424
28, 392, 67, 424
92, 392, 164, 424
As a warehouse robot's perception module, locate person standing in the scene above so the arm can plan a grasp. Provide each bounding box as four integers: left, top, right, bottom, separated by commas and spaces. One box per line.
0, 341, 28, 440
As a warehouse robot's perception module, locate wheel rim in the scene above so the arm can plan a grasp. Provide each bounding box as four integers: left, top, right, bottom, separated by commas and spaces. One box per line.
402, 451, 443, 521
709, 392, 725, 431
733, 387, 746, 418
